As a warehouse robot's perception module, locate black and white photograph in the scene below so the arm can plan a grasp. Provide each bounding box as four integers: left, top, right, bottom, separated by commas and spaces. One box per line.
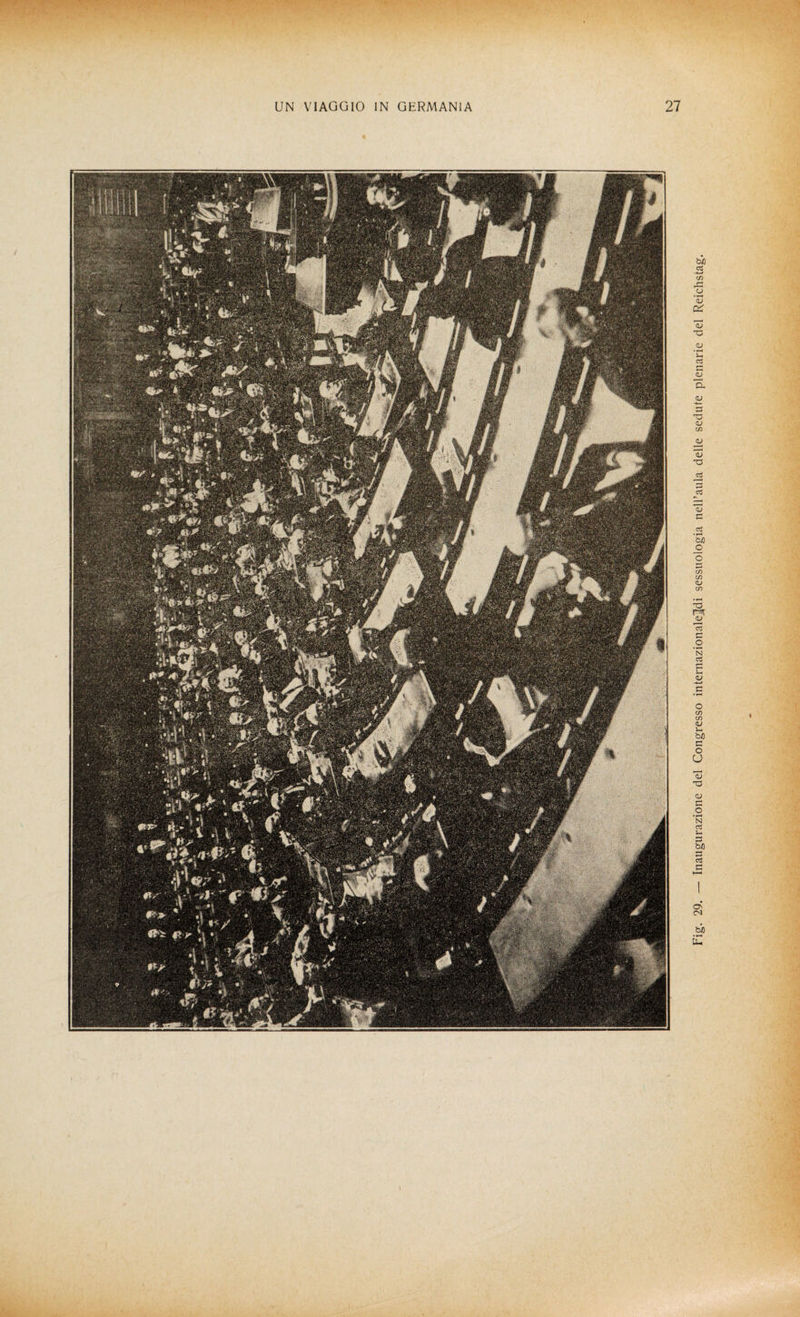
71, 169, 666, 1031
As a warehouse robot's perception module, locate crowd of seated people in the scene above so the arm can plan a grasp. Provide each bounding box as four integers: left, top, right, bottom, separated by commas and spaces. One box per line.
129, 170, 663, 1029
132, 173, 506, 1028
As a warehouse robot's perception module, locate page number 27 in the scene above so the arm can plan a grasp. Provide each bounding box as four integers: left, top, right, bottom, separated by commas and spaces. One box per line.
665, 99, 681, 112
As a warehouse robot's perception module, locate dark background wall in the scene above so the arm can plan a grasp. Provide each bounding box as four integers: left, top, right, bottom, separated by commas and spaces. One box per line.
72, 173, 171, 1026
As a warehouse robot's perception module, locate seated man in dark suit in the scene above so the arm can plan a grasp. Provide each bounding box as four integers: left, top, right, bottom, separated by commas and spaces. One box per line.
535, 220, 663, 411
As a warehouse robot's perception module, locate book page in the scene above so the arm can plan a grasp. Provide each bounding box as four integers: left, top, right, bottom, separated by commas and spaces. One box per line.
1, 3, 798, 1314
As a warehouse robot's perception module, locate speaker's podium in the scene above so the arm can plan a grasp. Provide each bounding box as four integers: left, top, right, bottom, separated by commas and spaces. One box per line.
251, 177, 340, 314
250, 186, 328, 314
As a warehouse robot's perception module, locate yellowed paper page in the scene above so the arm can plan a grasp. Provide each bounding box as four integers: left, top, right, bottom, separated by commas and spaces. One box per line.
1, 4, 798, 1315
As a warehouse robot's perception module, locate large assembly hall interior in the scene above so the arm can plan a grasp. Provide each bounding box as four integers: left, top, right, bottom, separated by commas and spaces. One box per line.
72, 170, 666, 1029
